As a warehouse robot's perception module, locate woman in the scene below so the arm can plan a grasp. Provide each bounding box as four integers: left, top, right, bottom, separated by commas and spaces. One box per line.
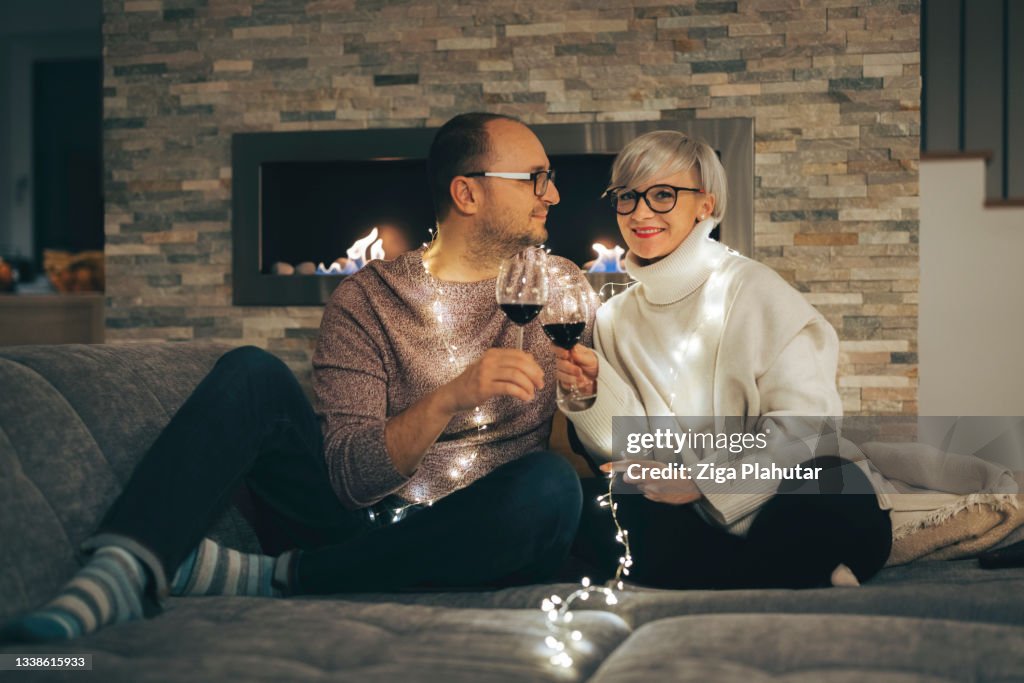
556, 130, 892, 589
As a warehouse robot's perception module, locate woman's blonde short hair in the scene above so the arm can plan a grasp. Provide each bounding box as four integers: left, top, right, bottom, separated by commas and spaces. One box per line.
607, 130, 728, 222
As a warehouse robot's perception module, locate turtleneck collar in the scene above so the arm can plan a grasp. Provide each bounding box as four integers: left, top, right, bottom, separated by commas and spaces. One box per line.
624, 218, 726, 305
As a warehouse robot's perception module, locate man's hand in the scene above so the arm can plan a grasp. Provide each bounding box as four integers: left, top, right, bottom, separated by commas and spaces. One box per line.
600, 460, 702, 505
385, 348, 544, 477
439, 348, 545, 413
552, 344, 598, 396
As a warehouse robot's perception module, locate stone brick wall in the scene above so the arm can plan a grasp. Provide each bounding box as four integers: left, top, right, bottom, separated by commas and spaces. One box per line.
103, 0, 920, 414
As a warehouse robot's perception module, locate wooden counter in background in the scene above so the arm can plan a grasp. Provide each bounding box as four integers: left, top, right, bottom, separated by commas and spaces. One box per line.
0, 294, 105, 346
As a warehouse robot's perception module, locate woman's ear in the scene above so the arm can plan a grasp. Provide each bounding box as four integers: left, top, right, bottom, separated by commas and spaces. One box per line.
450, 177, 481, 216
700, 193, 717, 221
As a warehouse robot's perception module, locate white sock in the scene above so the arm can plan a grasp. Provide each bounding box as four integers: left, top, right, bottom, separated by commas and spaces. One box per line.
830, 563, 860, 587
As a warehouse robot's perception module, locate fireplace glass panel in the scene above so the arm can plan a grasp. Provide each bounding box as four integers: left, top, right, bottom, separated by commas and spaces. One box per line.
261, 159, 429, 272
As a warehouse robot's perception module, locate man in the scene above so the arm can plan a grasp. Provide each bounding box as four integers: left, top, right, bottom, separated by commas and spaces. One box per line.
5, 113, 589, 642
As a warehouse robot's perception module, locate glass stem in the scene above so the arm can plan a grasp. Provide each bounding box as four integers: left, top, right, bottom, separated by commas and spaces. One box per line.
517, 326, 524, 350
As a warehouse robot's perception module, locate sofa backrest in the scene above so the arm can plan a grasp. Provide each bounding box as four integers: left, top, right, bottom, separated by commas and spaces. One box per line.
0, 343, 259, 620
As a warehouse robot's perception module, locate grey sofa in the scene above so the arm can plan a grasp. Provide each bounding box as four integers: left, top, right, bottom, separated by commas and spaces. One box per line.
2, 343, 1023, 682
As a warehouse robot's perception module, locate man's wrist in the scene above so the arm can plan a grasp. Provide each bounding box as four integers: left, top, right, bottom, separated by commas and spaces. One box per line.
430, 383, 462, 418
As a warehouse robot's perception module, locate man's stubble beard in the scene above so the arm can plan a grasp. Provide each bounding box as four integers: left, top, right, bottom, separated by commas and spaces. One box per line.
467, 204, 547, 268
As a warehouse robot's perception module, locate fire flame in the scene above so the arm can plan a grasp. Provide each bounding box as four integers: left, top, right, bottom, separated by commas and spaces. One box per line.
348, 227, 383, 268
317, 227, 386, 275
588, 243, 625, 273
369, 238, 385, 261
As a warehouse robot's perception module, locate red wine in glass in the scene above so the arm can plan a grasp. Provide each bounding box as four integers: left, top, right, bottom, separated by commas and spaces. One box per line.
542, 321, 585, 350
540, 276, 596, 405
496, 248, 548, 349
500, 303, 543, 326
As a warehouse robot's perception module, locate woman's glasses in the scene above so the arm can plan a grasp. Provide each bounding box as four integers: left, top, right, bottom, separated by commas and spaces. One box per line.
604, 184, 704, 215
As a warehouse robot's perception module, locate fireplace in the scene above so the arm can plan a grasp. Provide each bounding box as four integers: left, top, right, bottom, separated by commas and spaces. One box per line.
232, 119, 753, 306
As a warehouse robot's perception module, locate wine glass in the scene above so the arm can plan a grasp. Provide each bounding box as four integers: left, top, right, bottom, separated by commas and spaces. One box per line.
540, 276, 596, 406
496, 247, 548, 349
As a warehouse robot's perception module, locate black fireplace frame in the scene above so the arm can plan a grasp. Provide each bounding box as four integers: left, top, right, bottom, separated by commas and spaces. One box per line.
232, 119, 753, 306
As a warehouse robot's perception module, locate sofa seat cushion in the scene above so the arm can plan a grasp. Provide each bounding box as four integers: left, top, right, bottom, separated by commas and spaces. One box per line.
333, 562, 1024, 628
0, 596, 632, 683
604, 565, 1024, 629
589, 614, 1024, 683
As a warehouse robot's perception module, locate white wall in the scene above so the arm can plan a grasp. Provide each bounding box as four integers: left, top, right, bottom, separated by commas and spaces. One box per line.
919, 158, 1024, 415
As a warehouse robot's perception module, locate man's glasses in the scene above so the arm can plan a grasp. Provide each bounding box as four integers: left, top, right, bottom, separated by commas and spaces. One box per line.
603, 184, 704, 215
464, 169, 556, 197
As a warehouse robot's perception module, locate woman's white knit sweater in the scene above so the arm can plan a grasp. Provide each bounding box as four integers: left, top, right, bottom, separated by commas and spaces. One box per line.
565, 220, 844, 534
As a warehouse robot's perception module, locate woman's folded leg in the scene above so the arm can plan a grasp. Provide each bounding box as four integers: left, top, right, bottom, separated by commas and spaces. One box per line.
744, 456, 892, 589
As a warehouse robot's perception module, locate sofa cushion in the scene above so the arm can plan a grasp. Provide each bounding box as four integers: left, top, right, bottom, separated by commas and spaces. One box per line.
335, 561, 1024, 627
589, 614, 1024, 683
0, 596, 632, 683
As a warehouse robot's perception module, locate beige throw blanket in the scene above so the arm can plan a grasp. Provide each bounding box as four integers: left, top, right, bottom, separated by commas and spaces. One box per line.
886, 490, 1023, 565
849, 441, 1024, 565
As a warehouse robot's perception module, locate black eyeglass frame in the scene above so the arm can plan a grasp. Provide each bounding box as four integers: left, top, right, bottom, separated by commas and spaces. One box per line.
464, 169, 556, 197
603, 184, 705, 215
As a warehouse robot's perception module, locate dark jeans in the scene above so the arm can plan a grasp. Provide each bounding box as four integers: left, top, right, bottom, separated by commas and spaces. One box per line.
92, 346, 582, 596
571, 456, 892, 589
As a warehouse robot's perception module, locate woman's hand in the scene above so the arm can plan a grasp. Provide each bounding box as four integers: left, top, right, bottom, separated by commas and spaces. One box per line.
552, 344, 598, 396
600, 460, 703, 505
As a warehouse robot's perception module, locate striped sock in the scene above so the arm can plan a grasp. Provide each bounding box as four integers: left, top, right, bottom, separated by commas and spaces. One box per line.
3, 546, 149, 642
170, 538, 283, 597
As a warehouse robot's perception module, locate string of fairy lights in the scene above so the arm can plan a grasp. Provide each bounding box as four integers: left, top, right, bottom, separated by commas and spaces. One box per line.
422, 232, 641, 669
541, 469, 633, 669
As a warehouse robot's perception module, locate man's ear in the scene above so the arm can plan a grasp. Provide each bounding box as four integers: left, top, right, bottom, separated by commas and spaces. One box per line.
450, 177, 481, 216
